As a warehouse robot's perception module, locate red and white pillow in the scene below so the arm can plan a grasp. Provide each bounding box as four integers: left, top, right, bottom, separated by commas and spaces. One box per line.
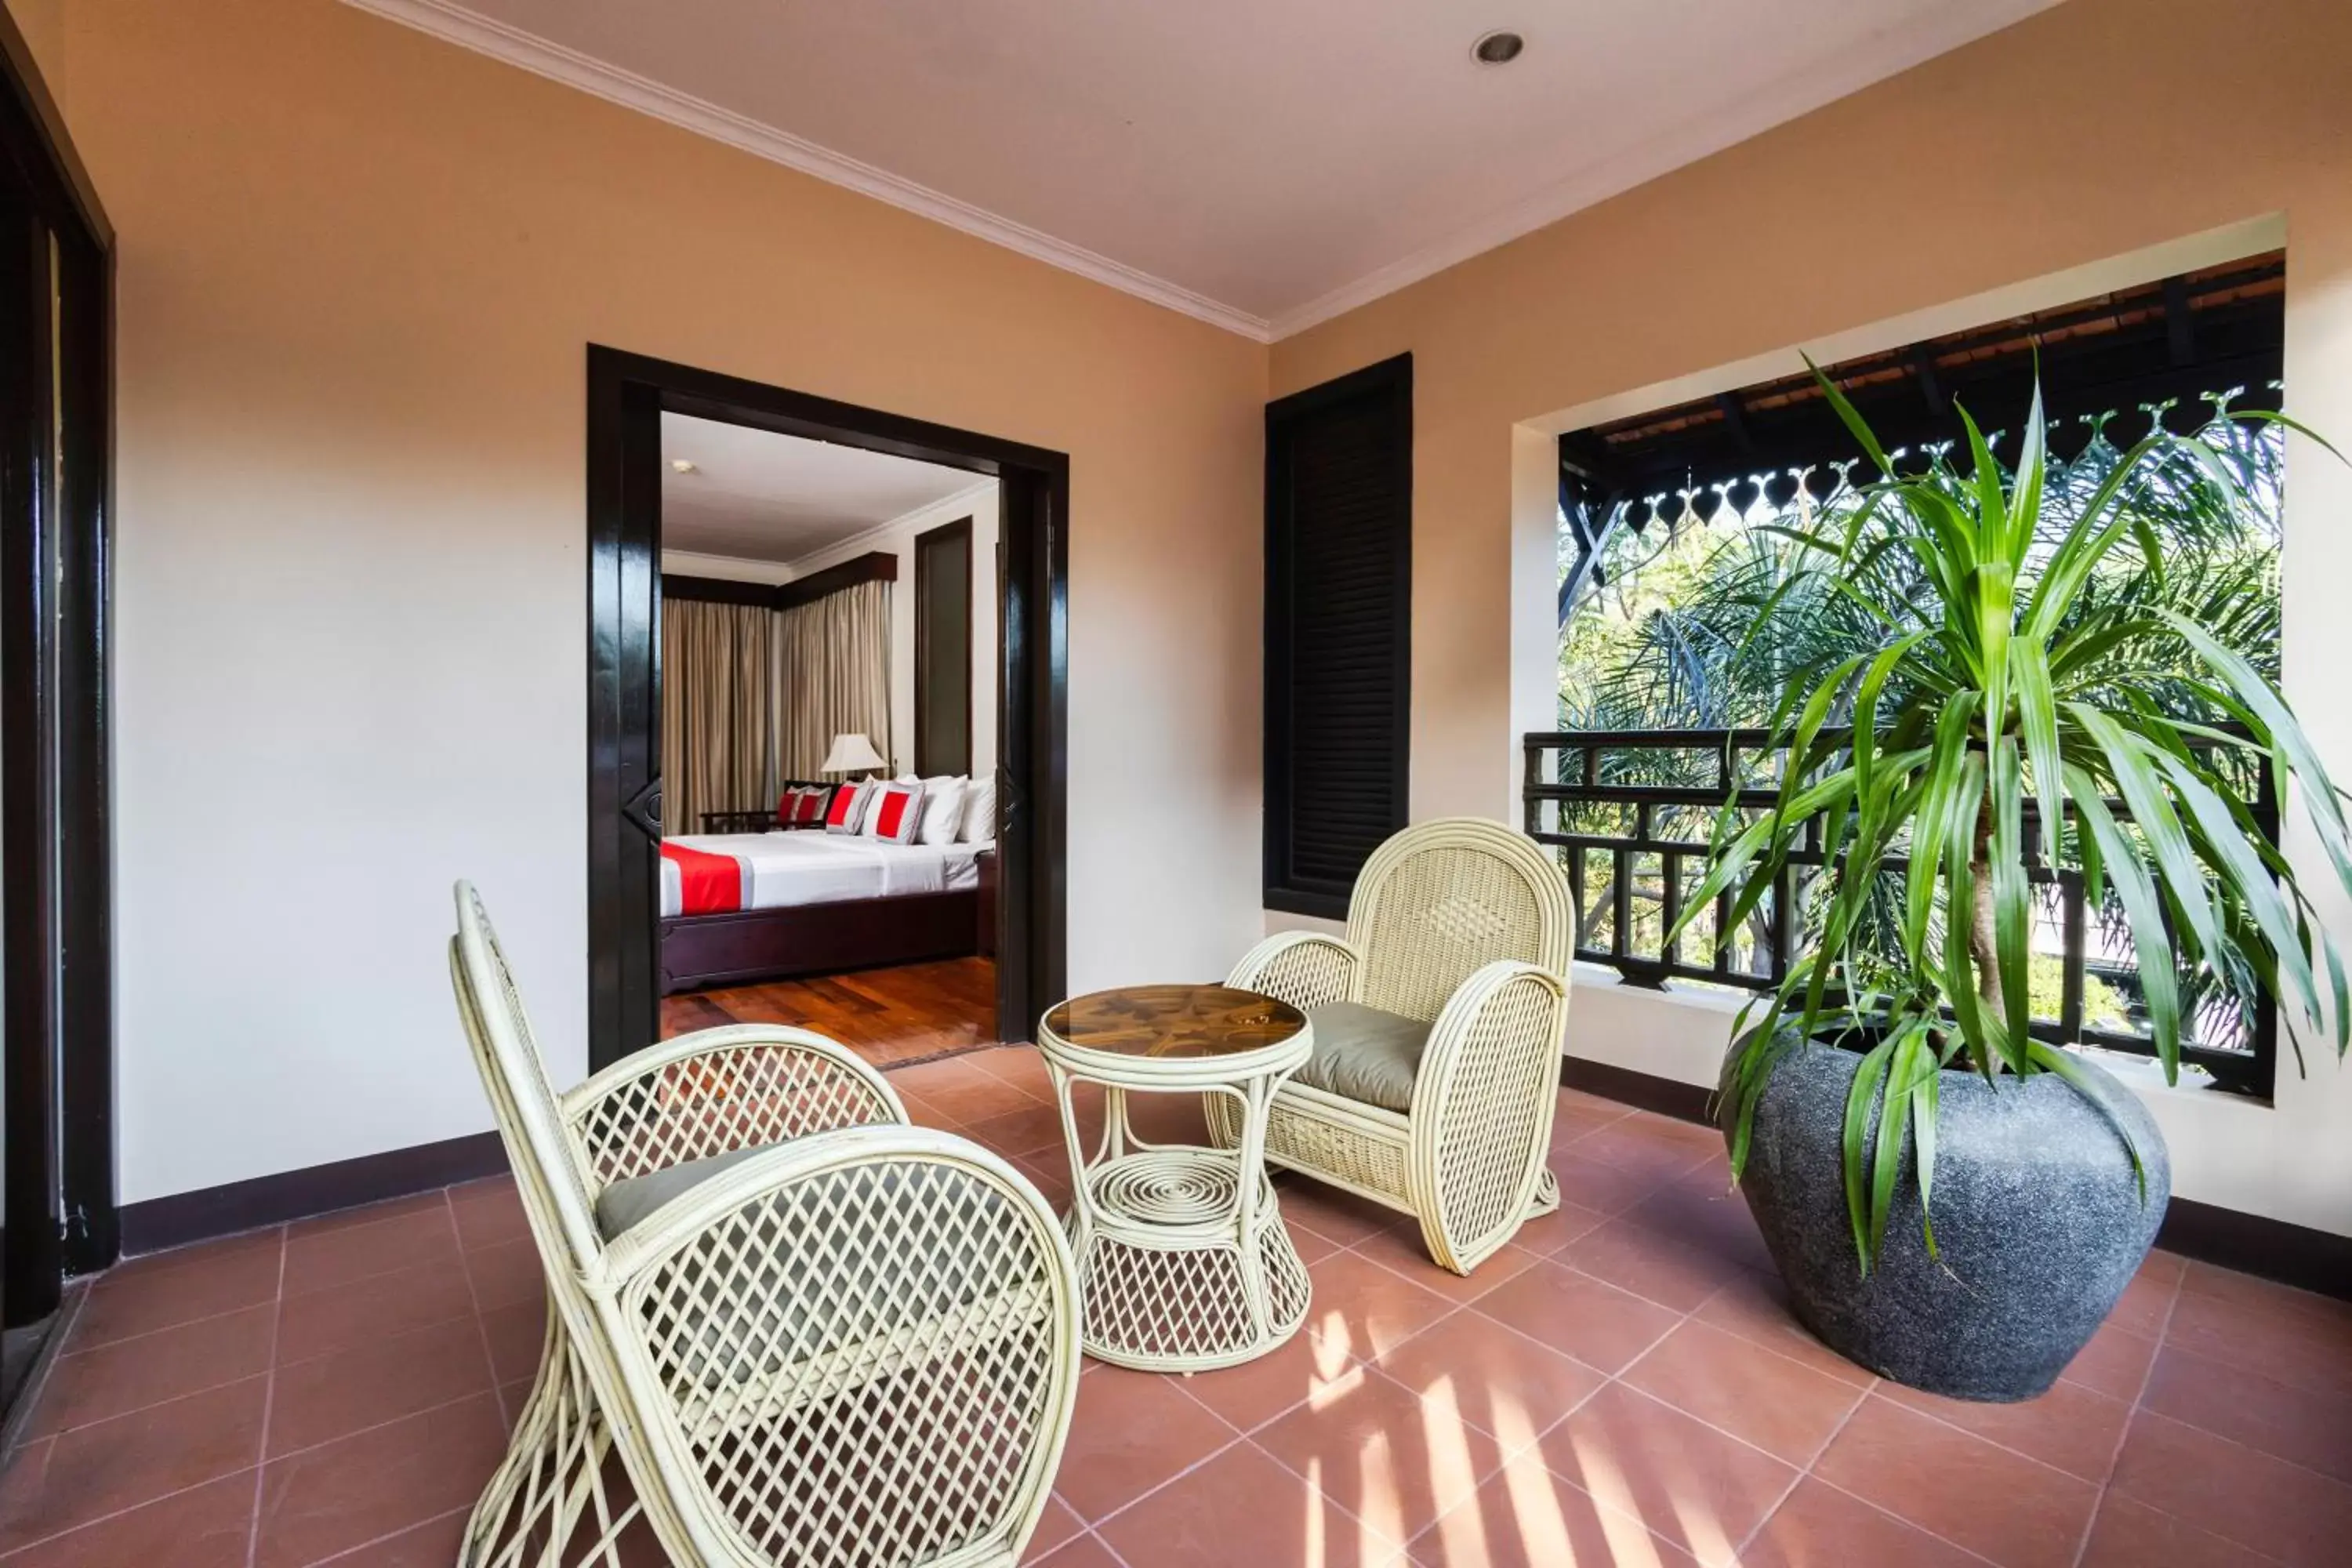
782, 785, 830, 828
865, 779, 925, 844
822, 781, 870, 834
817, 775, 983, 843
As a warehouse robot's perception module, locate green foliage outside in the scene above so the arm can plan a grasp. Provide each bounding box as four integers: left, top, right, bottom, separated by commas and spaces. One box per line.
1554, 397, 2288, 1059
1559, 406, 2284, 735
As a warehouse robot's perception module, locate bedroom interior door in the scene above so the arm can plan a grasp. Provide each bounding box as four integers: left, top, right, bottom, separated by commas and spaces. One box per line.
586, 350, 1068, 1072
914, 515, 974, 776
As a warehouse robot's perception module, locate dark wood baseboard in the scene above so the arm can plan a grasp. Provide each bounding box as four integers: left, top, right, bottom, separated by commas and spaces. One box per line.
116, 1131, 509, 1258
109, 1058, 2352, 1301
1562, 1055, 1715, 1127
1558, 1056, 2352, 1301
2158, 1196, 2352, 1301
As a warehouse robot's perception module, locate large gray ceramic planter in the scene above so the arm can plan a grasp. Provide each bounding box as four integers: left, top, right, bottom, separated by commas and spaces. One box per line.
1733, 1038, 2169, 1401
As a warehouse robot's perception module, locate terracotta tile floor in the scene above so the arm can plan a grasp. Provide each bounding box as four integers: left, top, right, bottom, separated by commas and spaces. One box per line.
5, 1044, 2350, 1565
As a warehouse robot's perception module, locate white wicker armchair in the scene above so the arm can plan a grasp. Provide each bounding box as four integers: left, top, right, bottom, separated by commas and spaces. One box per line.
1218, 818, 1573, 1276
448, 882, 1080, 1568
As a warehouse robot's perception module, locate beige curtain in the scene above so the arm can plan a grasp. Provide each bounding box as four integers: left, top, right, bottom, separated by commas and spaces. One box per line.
776, 579, 892, 780
662, 597, 779, 834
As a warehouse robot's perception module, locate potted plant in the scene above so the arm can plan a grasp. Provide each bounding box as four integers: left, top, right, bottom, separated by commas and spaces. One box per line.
1673, 369, 2351, 1400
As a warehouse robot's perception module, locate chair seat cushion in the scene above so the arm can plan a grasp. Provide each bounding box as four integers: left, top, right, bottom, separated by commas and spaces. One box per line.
1292, 1001, 1432, 1114
595, 1144, 775, 1240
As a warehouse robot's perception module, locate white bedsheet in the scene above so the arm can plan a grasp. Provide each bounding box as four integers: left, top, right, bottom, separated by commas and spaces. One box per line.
660, 832, 990, 918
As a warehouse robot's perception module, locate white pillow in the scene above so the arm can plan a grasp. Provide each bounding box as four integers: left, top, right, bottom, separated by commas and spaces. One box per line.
960, 775, 996, 844
916, 775, 967, 846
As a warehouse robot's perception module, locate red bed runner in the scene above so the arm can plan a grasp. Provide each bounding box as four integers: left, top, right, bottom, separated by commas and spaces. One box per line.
661, 841, 746, 916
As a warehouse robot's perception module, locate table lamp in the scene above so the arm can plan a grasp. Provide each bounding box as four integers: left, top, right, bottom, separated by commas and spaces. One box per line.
819, 731, 887, 779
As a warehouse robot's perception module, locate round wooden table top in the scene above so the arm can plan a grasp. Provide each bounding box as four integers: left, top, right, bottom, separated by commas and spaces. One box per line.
1041, 985, 1305, 1062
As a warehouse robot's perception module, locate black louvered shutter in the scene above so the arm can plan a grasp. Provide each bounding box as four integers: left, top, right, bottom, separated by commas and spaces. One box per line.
1264, 355, 1411, 917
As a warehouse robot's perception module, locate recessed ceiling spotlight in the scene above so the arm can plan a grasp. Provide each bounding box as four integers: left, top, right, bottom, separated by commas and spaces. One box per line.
1472, 30, 1525, 66
669, 458, 699, 474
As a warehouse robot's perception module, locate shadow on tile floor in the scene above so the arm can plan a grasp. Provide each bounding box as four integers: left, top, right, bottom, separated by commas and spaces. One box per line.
5, 1048, 2348, 1566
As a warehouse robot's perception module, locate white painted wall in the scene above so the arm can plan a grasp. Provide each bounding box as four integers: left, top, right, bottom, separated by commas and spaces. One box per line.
784, 481, 1000, 781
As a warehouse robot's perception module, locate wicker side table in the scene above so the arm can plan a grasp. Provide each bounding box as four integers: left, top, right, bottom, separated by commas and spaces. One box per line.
1038, 985, 1314, 1371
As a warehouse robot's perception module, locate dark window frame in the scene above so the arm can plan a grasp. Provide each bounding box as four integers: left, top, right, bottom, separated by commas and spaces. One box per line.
1263, 354, 1413, 920
659, 554, 897, 612
1544, 258, 2288, 1099
1556, 252, 2286, 626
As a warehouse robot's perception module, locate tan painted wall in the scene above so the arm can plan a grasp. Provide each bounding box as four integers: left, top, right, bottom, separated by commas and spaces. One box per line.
31, 0, 1267, 1204
1277, 0, 2352, 819
4, 0, 63, 93
1273, 0, 2352, 1236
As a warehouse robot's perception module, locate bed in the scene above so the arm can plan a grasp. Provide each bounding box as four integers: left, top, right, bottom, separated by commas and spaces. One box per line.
657, 830, 996, 993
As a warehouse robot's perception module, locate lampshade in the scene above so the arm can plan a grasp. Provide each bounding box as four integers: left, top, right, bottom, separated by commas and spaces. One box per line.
819, 732, 887, 774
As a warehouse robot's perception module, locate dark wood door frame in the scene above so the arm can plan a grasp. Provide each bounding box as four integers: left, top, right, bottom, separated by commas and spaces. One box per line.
1, 7, 116, 1337
585, 347, 1068, 1069
913, 514, 975, 777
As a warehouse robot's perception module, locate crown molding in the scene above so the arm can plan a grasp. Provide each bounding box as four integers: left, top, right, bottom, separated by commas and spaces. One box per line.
656, 547, 797, 586
339, 0, 1272, 341
1265, 0, 2057, 340
347, 0, 2051, 351
782, 479, 999, 579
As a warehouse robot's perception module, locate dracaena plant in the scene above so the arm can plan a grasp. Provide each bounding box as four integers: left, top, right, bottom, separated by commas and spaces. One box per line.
1672, 367, 2352, 1271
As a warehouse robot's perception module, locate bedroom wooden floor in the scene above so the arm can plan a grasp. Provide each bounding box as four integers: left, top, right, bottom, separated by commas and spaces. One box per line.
658, 956, 997, 1065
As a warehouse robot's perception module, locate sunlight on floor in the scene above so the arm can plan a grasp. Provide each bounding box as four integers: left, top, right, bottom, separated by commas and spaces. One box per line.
11, 1081, 2346, 1566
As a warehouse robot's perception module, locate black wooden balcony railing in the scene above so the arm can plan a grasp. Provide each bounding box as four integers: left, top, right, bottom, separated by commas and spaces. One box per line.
1522, 728, 2276, 1097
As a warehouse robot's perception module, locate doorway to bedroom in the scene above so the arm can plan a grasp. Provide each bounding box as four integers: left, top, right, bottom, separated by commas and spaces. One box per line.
585, 350, 1067, 1074
655, 419, 1000, 1063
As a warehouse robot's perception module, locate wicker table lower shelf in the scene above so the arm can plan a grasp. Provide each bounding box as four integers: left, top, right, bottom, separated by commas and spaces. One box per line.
1066, 1149, 1311, 1369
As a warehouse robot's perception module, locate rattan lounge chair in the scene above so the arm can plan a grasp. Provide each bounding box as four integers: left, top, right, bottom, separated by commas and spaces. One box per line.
1218, 818, 1573, 1276
448, 882, 1080, 1568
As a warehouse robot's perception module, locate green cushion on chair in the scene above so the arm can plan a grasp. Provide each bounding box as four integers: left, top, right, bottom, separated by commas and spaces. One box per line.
595, 1144, 775, 1240
1292, 1001, 1432, 1114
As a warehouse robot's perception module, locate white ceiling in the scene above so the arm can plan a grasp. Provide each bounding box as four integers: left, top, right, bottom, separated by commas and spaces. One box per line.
353, 0, 2057, 339
660, 414, 985, 563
